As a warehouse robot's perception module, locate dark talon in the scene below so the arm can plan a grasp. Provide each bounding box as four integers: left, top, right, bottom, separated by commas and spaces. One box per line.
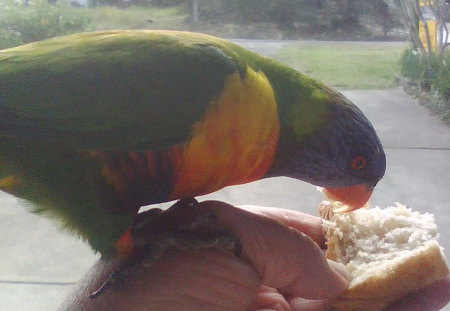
171, 198, 198, 210
89, 270, 121, 299
233, 236, 243, 257
88, 198, 242, 299
216, 231, 242, 257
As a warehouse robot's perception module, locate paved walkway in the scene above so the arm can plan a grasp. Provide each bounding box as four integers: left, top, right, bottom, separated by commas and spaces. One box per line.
1, 88, 449, 310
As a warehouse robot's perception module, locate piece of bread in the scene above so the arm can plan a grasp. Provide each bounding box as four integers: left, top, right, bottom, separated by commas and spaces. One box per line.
319, 201, 449, 311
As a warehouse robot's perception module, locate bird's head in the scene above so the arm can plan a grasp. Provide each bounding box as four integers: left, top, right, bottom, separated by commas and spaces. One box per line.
269, 87, 386, 211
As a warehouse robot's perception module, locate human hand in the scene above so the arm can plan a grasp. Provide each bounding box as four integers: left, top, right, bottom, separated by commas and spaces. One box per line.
59, 201, 450, 311
236, 204, 450, 311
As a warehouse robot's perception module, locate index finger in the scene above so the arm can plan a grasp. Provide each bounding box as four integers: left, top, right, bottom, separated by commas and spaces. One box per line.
238, 204, 325, 247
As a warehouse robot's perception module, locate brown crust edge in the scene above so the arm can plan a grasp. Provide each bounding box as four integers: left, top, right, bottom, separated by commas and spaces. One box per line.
329, 242, 449, 311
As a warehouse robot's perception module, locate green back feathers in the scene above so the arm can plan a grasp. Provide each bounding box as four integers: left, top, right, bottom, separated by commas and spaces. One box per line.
0, 30, 336, 151
0, 31, 238, 150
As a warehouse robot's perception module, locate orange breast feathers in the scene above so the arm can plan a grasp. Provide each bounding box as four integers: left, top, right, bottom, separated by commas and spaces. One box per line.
169, 67, 280, 199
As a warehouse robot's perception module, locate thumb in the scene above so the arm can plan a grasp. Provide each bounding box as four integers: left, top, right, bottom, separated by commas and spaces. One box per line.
199, 201, 349, 300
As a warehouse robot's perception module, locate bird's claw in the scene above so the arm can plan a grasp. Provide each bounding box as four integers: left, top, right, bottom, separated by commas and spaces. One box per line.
89, 270, 121, 299
89, 198, 241, 299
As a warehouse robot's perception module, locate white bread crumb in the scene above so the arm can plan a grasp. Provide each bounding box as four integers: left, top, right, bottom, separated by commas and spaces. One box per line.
319, 201, 449, 311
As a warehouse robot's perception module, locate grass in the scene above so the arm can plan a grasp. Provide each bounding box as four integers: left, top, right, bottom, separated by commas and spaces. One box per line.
83, 5, 187, 31
273, 41, 408, 89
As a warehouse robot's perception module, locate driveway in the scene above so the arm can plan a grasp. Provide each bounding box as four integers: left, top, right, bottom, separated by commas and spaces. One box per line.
1, 40, 449, 310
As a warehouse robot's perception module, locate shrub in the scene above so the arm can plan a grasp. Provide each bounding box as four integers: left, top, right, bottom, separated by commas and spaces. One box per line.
432, 53, 450, 100
400, 48, 448, 96
0, 0, 91, 49
0, 29, 23, 49
400, 48, 422, 80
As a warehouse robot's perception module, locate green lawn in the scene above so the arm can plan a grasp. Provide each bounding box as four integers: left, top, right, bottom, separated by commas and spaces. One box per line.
84, 5, 187, 30
273, 41, 408, 89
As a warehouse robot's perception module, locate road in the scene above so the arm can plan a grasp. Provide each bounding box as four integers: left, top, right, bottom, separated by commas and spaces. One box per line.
1, 40, 449, 310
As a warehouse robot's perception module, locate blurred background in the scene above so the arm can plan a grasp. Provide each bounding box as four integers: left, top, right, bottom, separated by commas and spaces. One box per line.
0, 0, 449, 310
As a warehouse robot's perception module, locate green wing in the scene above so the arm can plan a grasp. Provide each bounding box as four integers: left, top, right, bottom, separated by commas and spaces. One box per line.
0, 30, 245, 150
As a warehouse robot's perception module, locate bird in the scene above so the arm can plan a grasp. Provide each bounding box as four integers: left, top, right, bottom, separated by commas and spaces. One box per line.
0, 30, 386, 295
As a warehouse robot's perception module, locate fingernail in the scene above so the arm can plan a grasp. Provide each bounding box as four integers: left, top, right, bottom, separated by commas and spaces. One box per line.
328, 259, 351, 283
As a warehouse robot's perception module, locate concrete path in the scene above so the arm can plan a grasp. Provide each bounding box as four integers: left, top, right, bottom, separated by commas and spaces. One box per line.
1, 88, 449, 310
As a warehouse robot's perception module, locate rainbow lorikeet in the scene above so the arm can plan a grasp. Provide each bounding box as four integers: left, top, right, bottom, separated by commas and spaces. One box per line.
0, 30, 385, 294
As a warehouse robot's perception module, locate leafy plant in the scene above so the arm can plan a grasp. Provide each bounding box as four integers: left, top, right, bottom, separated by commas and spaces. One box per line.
0, 29, 23, 49
400, 48, 450, 101
0, 0, 91, 49
400, 48, 423, 79
432, 53, 450, 99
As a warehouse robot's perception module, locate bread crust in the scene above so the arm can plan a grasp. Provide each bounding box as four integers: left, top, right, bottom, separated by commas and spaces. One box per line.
319, 202, 449, 311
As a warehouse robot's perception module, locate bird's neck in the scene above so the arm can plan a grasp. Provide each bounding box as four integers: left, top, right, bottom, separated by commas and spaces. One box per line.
255, 59, 336, 179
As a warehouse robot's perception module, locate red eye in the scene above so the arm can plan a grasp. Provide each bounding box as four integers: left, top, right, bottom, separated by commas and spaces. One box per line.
351, 156, 367, 170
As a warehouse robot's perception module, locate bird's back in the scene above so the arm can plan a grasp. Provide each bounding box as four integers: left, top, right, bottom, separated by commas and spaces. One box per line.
0, 31, 284, 253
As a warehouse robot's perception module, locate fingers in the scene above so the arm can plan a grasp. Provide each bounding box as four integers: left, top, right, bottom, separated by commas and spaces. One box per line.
250, 286, 292, 311
238, 205, 325, 247
286, 297, 327, 311
385, 276, 450, 311
199, 201, 349, 300
250, 286, 329, 311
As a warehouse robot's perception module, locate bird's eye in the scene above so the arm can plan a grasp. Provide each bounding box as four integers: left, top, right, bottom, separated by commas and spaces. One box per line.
351, 156, 367, 170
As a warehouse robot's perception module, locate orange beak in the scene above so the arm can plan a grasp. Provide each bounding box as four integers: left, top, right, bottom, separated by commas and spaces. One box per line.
323, 184, 373, 212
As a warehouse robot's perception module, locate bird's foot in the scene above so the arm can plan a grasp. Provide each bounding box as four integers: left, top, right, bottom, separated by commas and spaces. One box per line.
89, 198, 241, 299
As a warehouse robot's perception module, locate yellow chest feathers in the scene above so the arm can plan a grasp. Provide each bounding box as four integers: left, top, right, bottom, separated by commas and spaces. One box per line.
169, 67, 280, 199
